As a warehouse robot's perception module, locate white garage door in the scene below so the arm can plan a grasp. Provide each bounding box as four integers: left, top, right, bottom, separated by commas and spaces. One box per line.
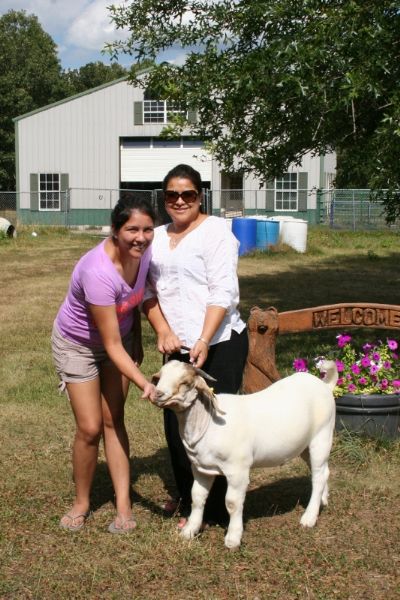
120, 138, 212, 182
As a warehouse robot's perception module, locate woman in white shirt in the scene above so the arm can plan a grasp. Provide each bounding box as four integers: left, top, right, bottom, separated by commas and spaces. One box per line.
143, 164, 248, 527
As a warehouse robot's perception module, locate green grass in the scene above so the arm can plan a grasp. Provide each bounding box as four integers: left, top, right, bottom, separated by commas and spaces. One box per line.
0, 226, 399, 599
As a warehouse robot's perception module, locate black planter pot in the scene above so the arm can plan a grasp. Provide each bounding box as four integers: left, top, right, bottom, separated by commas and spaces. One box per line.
335, 393, 400, 439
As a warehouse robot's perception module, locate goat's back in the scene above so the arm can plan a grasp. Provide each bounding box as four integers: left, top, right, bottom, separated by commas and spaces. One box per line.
206, 372, 335, 467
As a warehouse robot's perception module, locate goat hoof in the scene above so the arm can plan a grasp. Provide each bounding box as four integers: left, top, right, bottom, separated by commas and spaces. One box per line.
300, 514, 317, 528
180, 525, 197, 540
224, 537, 241, 550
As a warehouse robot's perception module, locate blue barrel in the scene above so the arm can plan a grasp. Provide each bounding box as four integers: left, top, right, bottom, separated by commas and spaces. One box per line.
256, 220, 279, 249
232, 218, 257, 256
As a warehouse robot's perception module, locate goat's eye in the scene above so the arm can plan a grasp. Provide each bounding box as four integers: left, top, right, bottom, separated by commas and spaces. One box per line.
258, 325, 268, 333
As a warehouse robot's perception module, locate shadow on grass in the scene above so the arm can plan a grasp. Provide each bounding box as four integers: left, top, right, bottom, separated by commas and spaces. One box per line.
89, 447, 174, 515
239, 250, 399, 317
89, 451, 312, 524
243, 476, 311, 522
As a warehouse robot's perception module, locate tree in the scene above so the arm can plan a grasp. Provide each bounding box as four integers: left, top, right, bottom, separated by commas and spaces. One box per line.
0, 10, 64, 190
108, 0, 400, 221
62, 61, 128, 96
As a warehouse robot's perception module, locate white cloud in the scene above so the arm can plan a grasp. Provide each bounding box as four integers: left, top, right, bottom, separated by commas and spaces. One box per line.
66, 0, 128, 52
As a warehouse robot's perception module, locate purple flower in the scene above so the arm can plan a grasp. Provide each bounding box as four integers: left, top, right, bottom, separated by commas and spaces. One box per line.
351, 363, 361, 375
348, 383, 357, 393
358, 377, 367, 385
393, 380, 400, 389
392, 352, 399, 360
387, 339, 398, 350
293, 358, 308, 372
361, 356, 371, 368
369, 364, 379, 375
337, 377, 344, 386
363, 343, 373, 352
337, 334, 352, 348
383, 360, 392, 369
335, 360, 345, 373
372, 352, 381, 362
380, 379, 388, 390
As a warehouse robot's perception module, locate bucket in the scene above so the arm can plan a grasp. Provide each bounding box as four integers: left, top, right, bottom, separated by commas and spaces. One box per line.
232, 218, 257, 256
281, 218, 308, 253
256, 220, 280, 249
335, 393, 400, 439
0, 217, 16, 238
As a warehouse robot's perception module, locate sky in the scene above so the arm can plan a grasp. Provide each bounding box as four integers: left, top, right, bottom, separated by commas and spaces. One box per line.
0, 0, 184, 70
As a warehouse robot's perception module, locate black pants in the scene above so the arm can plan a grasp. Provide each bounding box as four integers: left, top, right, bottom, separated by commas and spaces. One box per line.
164, 328, 249, 524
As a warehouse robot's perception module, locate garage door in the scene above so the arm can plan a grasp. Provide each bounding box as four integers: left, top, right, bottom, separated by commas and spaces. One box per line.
120, 138, 212, 183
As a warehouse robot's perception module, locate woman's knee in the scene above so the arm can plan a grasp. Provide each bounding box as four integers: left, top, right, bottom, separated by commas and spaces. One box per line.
102, 407, 125, 431
76, 421, 102, 445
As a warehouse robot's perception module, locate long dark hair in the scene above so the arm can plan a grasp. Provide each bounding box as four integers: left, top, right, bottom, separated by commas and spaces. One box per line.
111, 196, 156, 232
162, 164, 202, 193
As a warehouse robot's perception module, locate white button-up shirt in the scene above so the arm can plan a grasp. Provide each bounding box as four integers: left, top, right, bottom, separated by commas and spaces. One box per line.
145, 216, 246, 347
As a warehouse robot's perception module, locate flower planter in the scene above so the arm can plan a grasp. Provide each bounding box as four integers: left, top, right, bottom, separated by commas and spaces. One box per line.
335, 393, 400, 439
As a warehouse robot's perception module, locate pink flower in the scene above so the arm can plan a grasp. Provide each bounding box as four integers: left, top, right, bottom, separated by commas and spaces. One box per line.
380, 379, 388, 390
387, 339, 398, 350
358, 377, 367, 385
393, 380, 400, 389
370, 364, 379, 375
335, 360, 345, 372
337, 377, 344, 386
363, 343, 373, 352
383, 361, 392, 369
361, 356, 371, 368
348, 383, 357, 393
293, 358, 308, 372
351, 363, 361, 375
337, 334, 352, 348
372, 352, 381, 361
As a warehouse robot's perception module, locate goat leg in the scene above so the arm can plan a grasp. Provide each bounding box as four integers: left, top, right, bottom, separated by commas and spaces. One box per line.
180, 469, 214, 540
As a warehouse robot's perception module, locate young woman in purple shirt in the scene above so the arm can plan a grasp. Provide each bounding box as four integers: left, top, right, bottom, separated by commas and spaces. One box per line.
52, 197, 157, 534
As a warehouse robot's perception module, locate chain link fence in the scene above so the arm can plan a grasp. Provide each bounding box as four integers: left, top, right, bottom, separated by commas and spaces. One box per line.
318, 189, 397, 230
1, 187, 397, 230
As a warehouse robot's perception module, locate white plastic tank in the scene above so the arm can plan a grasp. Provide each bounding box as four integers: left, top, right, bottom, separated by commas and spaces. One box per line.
0, 217, 16, 238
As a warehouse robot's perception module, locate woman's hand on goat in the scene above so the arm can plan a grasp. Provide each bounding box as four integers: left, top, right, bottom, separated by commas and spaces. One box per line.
190, 339, 209, 368
157, 330, 182, 355
141, 381, 158, 402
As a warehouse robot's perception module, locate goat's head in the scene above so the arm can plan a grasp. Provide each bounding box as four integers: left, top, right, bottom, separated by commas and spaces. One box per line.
151, 360, 224, 414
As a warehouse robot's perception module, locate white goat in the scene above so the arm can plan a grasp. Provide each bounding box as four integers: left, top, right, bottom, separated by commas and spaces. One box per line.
152, 359, 338, 549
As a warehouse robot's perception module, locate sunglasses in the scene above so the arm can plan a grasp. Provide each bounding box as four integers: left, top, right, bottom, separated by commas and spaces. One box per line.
164, 190, 199, 204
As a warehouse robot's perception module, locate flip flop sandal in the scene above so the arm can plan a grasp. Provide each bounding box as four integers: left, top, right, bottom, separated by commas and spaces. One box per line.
108, 516, 137, 534
59, 511, 90, 532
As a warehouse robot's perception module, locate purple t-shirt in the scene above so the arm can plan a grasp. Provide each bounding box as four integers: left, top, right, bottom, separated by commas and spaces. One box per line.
55, 239, 151, 346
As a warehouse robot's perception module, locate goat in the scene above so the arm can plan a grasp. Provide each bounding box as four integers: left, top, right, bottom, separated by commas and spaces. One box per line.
152, 359, 338, 549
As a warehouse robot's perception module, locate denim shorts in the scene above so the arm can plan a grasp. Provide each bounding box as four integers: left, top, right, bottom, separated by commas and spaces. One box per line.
51, 323, 133, 387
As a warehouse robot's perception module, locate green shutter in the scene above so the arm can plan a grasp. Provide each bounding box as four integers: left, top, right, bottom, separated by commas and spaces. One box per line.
134, 101, 143, 125
30, 173, 38, 211
60, 174, 69, 212
266, 179, 275, 212
187, 109, 197, 124
298, 172, 308, 211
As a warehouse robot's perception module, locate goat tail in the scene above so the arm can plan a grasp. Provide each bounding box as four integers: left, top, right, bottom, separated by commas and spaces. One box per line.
317, 359, 338, 392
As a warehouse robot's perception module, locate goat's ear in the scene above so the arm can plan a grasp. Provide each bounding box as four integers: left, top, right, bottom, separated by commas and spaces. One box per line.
193, 366, 217, 383
151, 372, 160, 385
195, 376, 225, 415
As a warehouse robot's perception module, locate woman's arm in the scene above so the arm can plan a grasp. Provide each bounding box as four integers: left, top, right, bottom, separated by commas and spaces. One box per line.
189, 305, 226, 368
89, 303, 156, 400
142, 297, 182, 355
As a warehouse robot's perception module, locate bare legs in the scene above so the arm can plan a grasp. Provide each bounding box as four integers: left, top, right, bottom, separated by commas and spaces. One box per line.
60, 363, 135, 530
